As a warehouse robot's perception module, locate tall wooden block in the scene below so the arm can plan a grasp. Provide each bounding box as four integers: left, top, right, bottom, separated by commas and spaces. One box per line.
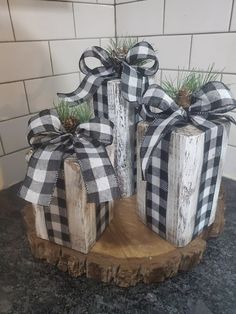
107, 79, 136, 197
29, 145, 114, 254
137, 121, 230, 247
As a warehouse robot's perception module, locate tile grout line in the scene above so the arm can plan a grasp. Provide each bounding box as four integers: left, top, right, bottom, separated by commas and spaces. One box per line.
104, 30, 236, 38
1, 146, 30, 158
22, 81, 31, 115
0, 136, 6, 156
162, 0, 166, 35
229, 0, 235, 31
39, 0, 114, 5
116, 0, 145, 5
0, 71, 80, 86
188, 34, 193, 70
1, 68, 236, 87
0, 36, 115, 44
2, 30, 236, 45
114, 0, 118, 38
72, 2, 77, 38
48, 41, 54, 75
6, 0, 16, 41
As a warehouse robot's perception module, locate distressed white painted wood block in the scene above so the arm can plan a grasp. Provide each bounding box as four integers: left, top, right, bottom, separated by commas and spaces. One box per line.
27, 145, 115, 254
107, 79, 136, 197
136, 121, 230, 247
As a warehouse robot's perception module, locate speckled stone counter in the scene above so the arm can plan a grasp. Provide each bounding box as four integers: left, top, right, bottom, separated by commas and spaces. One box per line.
0, 178, 235, 314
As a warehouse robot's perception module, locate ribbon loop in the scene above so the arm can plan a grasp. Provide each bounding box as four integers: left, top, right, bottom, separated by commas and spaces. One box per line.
57, 41, 159, 113
79, 46, 114, 75
19, 109, 120, 206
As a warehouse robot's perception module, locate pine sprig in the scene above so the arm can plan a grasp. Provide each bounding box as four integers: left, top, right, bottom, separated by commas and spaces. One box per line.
73, 102, 93, 123
106, 37, 139, 58
55, 100, 93, 126
162, 65, 221, 103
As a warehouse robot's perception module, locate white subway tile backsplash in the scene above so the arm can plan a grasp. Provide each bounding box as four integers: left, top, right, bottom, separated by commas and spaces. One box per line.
230, 1, 236, 31
0, 42, 52, 83
223, 145, 236, 180
0, 0, 14, 41
190, 33, 236, 73
0, 142, 4, 156
143, 35, 191, 70
0, 115, 30, 154
98, 0, 114, 4
0, 148, 28, 189
161, 69, 190, 85
50, 39, 100, 75
222, 74, 236, 97
25, 73, 81, 113
165, 0, 232, 34
116, 0, 139, 3
9, 0, 75, 41
228, 111, 236, 147
0, 82, 29, 121
116, 0, 164, 36
100, 37, 115, 48
74, 3, 115, 38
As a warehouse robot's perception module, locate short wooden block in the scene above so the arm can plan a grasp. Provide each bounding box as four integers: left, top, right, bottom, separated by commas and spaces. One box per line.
29, 145, 114, 254
107, 79, 136, 197
137, 121, 230, 247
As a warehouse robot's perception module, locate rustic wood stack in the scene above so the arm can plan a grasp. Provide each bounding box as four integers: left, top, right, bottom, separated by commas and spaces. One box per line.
24, 80, 229, 286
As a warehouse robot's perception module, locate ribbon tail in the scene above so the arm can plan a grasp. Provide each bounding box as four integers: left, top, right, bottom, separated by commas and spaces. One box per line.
141, 110, 184, 180
74, 136, 120, 203
190, 115, 225, 237
18, 145, 64, 206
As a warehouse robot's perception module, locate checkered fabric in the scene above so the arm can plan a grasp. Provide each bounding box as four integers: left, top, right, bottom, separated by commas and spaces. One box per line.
139, 81, 236, 239
18, 109, 120, 246
57, 41, 159, 118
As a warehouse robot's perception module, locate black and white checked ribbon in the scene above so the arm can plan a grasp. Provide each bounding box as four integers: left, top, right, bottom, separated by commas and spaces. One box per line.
19, 109, 120, 246
139, 81, 236, 238
57, 41, 159, 117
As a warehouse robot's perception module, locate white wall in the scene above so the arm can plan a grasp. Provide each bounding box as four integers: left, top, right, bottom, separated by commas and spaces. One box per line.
0, 0, 115, 189
1, 0, 236, 189
116, 0, 236, 181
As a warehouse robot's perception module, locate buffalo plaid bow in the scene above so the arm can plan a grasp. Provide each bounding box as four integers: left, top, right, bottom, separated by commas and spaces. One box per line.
19, 109, 120, 206
57, 41, 159, 117
139, 81, 236, 238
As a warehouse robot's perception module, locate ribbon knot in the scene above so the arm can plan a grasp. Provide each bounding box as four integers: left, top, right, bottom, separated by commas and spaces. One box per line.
140, 81, 236, 180
57, 41, 159, 117
19, 109, 120, 206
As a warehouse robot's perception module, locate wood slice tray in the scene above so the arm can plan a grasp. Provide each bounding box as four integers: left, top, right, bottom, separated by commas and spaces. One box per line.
23, 191, 225, 287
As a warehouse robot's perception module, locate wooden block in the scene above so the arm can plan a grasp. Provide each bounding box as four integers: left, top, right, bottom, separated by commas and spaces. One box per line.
30, 145, 115, 254
136, 121, 230, 247
107, 79, 136, 197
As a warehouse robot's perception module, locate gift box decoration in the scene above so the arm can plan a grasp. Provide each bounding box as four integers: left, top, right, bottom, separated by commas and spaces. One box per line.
136, 82, 236, 247
19, 109, 120, 253
107, 79, 136, 196
57, 41, 159, 197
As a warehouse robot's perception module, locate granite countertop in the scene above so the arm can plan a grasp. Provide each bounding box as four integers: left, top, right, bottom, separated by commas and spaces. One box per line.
0, 178, 235, 314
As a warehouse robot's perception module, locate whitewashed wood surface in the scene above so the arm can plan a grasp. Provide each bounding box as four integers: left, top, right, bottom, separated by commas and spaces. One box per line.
31, 144, 115, 254
107, 79, 136, 197
136, 121, 230, 247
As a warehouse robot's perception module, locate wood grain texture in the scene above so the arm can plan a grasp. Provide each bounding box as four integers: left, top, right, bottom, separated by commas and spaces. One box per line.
107, 79, 135, 197
136, 121, 230, 247
32, 144, 115, 254
23, 190, 225, 287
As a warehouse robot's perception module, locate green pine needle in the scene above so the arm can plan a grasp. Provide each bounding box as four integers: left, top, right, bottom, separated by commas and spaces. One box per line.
162, 64, 221, 101
106, 37, 139, 56
55, 100, 93, 124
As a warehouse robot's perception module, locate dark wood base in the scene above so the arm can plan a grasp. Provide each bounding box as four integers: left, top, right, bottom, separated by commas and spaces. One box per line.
23, 190, 225, 287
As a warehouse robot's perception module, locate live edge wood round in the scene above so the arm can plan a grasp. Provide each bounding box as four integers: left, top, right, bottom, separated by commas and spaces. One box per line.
23, 190, 225, 288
